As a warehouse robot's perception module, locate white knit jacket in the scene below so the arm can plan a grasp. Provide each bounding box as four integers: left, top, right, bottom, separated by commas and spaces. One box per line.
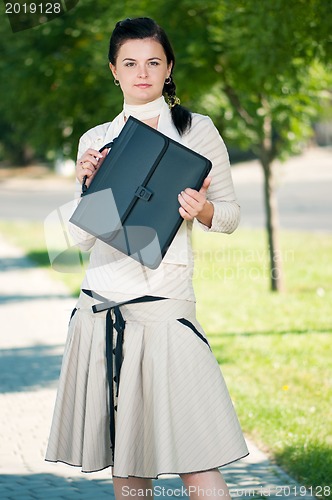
68, 100, 240, 301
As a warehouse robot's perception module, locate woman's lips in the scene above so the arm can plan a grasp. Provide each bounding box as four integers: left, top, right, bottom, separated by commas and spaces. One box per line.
135, 84, 152, 89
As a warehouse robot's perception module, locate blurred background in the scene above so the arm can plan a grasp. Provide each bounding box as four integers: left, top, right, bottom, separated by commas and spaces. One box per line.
1, 0, 331, 167
0, 0, 331, 497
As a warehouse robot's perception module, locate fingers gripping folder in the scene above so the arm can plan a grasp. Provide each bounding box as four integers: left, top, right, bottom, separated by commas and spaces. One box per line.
70, 116, 212, 269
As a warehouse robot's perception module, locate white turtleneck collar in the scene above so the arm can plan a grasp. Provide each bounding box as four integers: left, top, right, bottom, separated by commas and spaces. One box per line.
123, 96, 165, 121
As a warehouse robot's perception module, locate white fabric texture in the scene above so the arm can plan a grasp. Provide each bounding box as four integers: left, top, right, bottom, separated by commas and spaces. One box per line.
45, 292, 249, 477
68, 98, 240, 303
124, 95, 165, 120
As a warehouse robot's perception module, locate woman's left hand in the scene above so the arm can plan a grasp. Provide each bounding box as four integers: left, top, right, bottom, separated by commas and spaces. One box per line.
178, 176, 214, 226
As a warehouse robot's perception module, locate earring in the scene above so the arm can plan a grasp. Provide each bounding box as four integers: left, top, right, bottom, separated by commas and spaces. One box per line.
165, 76, 171, 85
114, 79, 120, 86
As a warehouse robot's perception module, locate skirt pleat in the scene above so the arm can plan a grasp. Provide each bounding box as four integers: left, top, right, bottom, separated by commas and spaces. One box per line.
46, 291, 248, 478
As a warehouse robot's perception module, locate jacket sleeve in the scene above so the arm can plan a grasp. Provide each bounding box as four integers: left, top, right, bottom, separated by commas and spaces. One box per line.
67, 127, 106, 251
188, 115, 240, 234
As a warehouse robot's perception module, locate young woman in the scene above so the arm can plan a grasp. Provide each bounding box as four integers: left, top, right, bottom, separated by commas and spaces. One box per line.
46, 17, 248, 499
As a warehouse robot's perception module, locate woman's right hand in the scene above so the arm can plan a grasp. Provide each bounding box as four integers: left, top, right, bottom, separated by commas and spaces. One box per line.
76, 148, 109, 188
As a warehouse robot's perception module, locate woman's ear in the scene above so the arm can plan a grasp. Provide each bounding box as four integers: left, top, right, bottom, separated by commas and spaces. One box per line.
109, 62, 117, 79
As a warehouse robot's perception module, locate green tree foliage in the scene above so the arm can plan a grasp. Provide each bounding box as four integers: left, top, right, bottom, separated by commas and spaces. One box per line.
0, 0, 148, 163
2, 0, 330, 163
154, 0, 332, 290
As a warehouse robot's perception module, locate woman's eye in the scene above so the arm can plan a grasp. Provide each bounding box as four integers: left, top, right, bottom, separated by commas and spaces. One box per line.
124, 62, 135, 67
149, 61, 160, 66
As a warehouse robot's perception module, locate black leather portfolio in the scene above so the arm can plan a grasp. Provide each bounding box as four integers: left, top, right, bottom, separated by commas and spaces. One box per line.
70, 116, 212, 269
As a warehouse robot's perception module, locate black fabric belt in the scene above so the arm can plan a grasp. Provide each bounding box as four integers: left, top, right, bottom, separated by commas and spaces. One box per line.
82, 289, 166, 461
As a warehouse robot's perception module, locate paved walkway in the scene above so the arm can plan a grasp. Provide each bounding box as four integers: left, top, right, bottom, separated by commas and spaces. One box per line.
0, 238, 315, 499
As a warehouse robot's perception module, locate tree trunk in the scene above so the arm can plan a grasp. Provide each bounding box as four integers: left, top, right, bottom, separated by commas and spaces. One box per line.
262, 159, 284, 292
221, 87, 285, 291
258, 98, 284, 292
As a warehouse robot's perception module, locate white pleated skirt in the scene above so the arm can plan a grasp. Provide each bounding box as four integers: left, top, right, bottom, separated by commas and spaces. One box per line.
45, 290, 248, 478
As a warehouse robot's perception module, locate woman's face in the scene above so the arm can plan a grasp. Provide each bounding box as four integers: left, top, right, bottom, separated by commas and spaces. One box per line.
110, 38, 172, 105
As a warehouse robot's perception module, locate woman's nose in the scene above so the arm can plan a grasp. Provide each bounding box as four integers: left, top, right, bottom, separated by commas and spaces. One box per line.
137, 65, 148, 78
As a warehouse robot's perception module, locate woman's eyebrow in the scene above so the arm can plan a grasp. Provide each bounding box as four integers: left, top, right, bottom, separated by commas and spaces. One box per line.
122, 57, 163, 62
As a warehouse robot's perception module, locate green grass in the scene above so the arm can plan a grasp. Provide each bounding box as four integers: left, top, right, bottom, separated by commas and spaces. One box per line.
1, 221, 331, 495
193, 229, 332, 495
0, 220, 85, 295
